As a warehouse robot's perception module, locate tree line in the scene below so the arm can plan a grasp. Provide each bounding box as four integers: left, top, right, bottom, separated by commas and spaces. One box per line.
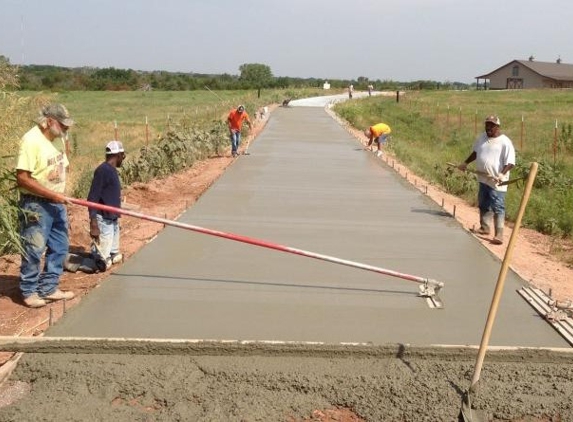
4, 58, 471, 92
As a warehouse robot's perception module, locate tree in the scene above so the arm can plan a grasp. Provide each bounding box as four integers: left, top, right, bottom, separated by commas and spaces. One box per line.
238, 63, 273, 89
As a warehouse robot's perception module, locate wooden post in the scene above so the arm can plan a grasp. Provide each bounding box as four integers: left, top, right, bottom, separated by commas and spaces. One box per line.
114, 121, 118, 141
520, 115, 524, 151
458, 107, 462, 130
474, 110, 478, 136
446, 105, 450, 128
553, 119, 558, 164
145, 116, 149, 146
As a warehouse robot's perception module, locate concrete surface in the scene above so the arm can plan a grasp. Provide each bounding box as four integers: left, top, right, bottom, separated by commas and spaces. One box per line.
2, 101, 573, 422
46, 106, 567, 348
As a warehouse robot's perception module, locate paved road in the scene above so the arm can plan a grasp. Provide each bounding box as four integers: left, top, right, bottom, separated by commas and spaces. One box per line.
48, 105, 567, 348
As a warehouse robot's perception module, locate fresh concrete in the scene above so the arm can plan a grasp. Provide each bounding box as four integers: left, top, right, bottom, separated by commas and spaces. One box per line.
47, 106, 567, 348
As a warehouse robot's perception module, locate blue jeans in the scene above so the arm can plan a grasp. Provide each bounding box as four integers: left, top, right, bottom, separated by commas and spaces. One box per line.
91, 215, 120, 265
478, 183, 506, 218
230, 130, 241, 155
18, 196, 69, 298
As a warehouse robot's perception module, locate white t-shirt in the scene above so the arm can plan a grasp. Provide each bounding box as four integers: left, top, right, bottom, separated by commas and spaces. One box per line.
472, 132, 516, 192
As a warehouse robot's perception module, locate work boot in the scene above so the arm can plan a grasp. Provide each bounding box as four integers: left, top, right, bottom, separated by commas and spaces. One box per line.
474, 210, 492, 235
23, 293, 47, 308
43, 289, 75, 302
492, 214, 505, 245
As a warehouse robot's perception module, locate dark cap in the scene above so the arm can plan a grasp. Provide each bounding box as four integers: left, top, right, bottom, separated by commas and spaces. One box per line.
484, 115, 501, 126
41, 103, 74, 126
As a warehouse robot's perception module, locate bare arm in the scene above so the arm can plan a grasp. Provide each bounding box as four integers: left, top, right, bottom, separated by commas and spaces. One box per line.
16, 170, 67, 203
458, 151, 477, 171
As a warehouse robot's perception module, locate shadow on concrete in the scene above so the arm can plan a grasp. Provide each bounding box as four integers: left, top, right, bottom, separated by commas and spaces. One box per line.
112, 272, 417, 296
410, 207, 454, 218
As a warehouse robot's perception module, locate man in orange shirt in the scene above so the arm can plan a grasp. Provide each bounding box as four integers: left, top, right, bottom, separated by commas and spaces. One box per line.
364, 123, 392, 157
227, 105, 253, 157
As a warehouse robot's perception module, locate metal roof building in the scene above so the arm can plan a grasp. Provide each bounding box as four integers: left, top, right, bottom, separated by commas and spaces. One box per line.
476, 58, 573, 89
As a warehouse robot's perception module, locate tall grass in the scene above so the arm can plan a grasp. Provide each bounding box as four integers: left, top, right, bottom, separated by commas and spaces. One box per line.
334, 90, 573, 239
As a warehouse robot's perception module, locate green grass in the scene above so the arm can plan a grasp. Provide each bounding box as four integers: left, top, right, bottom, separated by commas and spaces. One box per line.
3, 88, 573, 255
334, 90, 573, 238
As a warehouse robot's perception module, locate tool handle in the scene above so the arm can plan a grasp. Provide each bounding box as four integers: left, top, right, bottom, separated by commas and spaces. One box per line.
469, 162, 539, 391
67, 197, 437, 286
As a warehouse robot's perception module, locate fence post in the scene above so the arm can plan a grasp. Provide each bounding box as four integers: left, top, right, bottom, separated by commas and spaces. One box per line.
520, 115, 524, 151
474, 110, 478, 136
553, 119, 558, 164
114, 120, 118, 141
458, 107, 462, 130
145, 116, 149, 146
446, 105, 450, 129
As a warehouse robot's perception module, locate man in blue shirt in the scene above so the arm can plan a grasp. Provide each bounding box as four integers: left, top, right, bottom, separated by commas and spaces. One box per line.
87, 140, 125, 270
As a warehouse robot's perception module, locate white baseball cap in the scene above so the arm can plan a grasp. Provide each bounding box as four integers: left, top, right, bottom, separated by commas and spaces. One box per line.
105, 140, 125, 155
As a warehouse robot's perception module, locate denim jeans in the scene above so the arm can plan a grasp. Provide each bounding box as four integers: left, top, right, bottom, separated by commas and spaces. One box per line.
478, 183, 506, 218
18, 196, 69, 298
91, 214, 120, 266
230, 130, 241, 154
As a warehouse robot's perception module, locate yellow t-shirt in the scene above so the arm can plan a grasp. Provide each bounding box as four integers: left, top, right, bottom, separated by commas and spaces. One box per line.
370, 123, 391, 138
16, 126, 69, 195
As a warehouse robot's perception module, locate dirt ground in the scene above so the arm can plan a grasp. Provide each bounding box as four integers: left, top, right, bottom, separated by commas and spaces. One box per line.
1, 104, 572, 421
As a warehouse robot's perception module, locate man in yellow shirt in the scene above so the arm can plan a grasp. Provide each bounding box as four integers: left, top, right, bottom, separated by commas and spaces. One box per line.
16, 103, 76, 308
364, 123, 392, 157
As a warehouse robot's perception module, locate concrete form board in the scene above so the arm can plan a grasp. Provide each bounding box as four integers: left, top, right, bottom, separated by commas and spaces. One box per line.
48, 107, 567, 348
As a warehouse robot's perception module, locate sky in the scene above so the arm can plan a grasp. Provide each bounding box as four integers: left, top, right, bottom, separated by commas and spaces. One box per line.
1, 0, 572, 83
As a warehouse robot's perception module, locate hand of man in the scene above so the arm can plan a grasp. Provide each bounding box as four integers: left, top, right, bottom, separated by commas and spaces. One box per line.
50, 193, 69, 204
89, 219, 100, 243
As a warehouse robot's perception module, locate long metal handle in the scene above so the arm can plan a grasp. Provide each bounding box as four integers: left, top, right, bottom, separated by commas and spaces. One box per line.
67, 197, 442, 288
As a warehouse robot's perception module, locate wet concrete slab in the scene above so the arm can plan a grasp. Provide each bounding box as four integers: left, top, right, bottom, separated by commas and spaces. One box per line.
48, 107, 568, 348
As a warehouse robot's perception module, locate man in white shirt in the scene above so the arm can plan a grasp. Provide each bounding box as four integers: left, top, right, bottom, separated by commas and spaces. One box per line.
458, 115, 516, 245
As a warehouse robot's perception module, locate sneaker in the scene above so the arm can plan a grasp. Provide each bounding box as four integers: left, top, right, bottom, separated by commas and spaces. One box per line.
110, 253, 123, 265
376, 151, 383, 158
43, 289, 75, 302
23, 293, 47, 308
491, 237, 503, 245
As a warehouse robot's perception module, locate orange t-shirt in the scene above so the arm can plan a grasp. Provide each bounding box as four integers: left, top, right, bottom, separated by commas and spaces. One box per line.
227, 109, 251, 131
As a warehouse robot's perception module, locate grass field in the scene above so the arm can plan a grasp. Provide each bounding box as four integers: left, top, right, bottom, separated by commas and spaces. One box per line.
12, 88, 329, 192
334, 89, 573, 244
2, 88, 573, 255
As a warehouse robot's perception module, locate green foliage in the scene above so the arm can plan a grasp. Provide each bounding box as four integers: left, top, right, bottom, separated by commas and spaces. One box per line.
14, 62, 473, 92
0, 163, 23, 255
238, 63, 273, 88
70, 165, 96, 199
0, 57, 34, 254
120, 122, 227, 185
